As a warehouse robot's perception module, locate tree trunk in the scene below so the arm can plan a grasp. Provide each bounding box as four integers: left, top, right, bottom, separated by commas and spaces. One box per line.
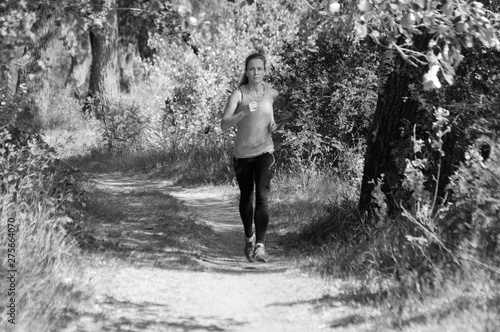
64, 55, 78, 88
359, 36, 431, 216
87, 0, 119, 108
14, 4, 57, 131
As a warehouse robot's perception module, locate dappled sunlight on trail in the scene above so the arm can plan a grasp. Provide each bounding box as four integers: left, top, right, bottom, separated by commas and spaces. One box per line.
61, 174, 380, 332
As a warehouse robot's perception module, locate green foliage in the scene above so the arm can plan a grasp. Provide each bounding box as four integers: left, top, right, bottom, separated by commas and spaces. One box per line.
0, 1, 38, 63
298, 197, 368, 246
162, 45, 229, 147
0, 80, 29, 128
117, 0, 180, 59
115, 0, 306, 170
0, 1, 92, 71
101, 103, 146, 154
353, 0, 500, 90
159, 142, 235, 185
93, 98, 147, 154
179, 0, 305, 56
270, 36, 377, 177
447, 138, 500, 265
294, 105, 499, 301
407, 45, 500, 202
378, 108, 498, 284
41, 87, 88, 130
369, 174, 388, 221
0, 125, 83, 331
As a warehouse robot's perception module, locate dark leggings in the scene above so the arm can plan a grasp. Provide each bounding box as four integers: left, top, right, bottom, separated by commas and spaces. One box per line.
233, 152, 275, 243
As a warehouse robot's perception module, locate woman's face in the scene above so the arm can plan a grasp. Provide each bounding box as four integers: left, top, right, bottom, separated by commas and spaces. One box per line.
245, 58, 265, 84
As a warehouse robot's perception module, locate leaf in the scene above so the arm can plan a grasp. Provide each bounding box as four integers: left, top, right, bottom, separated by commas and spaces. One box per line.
178, 5, 188, 16
328, 2, 341, 14
355, 24, 368, 39
188, 16, 198, 26
412, 158, 427, 169
149, 1, 160, 12
440, 60, 455, 85
358, 0, 370, 12
371, 30, 380, 38
465, 35, 473, 48
484, 29, 497, 48
422, 64, 442, 91
442, 2, 453, 17
401, 13, 415, 29
416, 0, 426, 9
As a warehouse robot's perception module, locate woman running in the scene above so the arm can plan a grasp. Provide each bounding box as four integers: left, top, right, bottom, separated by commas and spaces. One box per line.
221, 53, 278, 262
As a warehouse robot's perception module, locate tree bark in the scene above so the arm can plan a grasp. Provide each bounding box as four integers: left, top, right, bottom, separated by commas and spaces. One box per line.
87, 0, 119, 107
359, 36, 430, 216
64, 55, 78, 88
14, 4, 57, 130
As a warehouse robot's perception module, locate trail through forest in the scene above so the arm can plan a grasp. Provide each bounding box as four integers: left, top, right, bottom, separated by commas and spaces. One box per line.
61, 173, 380, 332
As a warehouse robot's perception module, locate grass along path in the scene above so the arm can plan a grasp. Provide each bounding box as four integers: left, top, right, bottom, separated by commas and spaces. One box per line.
60, 173, 380, 331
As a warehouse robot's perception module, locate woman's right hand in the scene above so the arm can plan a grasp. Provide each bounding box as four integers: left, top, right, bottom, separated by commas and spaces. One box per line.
221, 91, 253, 130
248, 101, 257, 113
241, 103, 254, 116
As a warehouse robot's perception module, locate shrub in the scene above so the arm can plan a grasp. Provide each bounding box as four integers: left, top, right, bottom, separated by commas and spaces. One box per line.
269, 38, 377, 176
116, 1, 305, 162
39, 86, 87, 131
294, 107, 500, 298
85, 93, 148, 154
0, 125, 83, 331
446, 137, 500, 266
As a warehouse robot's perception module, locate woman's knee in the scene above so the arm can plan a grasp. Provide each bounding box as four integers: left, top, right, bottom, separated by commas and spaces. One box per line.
255, 188, 270, 206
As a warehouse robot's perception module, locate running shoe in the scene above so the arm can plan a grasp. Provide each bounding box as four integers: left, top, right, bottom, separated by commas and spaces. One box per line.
244, 234, 255, 262
254, 243, 268, 262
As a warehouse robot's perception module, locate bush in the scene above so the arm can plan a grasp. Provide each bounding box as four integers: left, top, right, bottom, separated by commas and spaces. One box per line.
84, 94, 148, 154
39, 86, 88, 131
446, 137, 500, 266
294, 107, 500, 298
0, 125, 83, 331
269, 38, 377, 176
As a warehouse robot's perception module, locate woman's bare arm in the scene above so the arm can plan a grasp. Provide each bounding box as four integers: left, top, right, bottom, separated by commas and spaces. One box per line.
221, 90, 250, 131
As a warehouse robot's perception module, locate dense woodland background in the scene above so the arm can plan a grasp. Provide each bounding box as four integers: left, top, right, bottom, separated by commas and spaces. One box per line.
1, 0, 500, 330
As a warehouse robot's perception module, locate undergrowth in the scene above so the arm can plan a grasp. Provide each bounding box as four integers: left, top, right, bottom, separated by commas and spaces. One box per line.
284, 109, 500, 330
25, 46, 499, 330
0, 125, 86, 332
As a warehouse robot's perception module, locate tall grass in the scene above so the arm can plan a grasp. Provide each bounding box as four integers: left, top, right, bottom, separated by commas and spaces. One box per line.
278, 138, 500, 330
41, 86, 103, 160
0, 127, 85, 332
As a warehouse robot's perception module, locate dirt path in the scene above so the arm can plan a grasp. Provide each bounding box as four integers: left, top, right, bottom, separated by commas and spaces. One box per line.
61, 174, 378, 332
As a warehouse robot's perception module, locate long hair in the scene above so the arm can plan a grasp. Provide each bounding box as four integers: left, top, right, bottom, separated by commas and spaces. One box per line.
237, 53, 267, 88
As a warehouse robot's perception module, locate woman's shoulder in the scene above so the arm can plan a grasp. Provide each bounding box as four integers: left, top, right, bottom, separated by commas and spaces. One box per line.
231, 85, 244, 95
265, 83, 279, 99
232, 87, 244, 103
264, 82, 276, 91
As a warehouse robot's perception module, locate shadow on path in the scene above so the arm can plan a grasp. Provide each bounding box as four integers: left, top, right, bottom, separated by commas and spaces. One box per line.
65, 294, 247, 332
62, 173, 389, 332
83, 173, 288, 274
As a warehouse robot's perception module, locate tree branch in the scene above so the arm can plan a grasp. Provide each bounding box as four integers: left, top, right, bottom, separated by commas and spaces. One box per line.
300, 0, 314, 10
116, 7, 143, 12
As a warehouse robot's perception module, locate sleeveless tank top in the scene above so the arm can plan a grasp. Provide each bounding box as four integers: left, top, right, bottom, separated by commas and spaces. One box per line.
233, 83, 275, 159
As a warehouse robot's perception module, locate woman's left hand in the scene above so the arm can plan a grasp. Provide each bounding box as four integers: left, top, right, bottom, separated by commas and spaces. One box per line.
268, 121, 277, 133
